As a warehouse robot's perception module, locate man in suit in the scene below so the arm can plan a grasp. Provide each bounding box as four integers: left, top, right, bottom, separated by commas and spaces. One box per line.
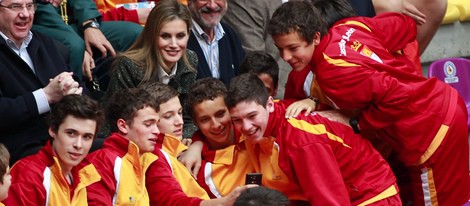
0, 0, 82, 164
187, 0, 244, 86
32, 0, 142, 81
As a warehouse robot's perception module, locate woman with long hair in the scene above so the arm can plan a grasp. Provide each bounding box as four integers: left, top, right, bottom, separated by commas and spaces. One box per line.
104, 0, 198, 139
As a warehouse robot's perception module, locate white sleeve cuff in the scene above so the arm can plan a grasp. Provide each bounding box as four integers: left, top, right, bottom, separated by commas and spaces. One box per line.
33, 89, 51, 115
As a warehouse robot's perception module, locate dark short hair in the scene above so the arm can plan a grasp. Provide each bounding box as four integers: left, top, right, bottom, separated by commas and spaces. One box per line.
106, 88, 158, 132
268, 1, 327, 43
48, 95, 103, 134
234, 186, 290, 206
186, 77, 227, 119
311, 0, 357, 29
225, 73, 269, 109
0, 144, 9, 184
140, 82, 179, 108
240, 51, 279, 90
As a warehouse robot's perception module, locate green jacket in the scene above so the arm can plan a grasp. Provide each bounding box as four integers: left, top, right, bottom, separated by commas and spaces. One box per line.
33, 0, 101, 34
103, 50, 199, 139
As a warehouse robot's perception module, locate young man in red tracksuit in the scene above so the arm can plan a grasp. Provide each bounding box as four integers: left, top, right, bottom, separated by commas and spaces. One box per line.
184, 78, 255, 198
142, 83, 209, 199
181, 78, 307, 202
139, 83, 255, 206
268, 1, 470, 205
226, 73, 401, 205
3, 95, 103, 205
85, 88, 161, 205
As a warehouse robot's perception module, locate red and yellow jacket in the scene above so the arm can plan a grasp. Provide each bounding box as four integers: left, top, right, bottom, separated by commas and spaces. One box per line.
85, 133, 158, 206
145, 133, 207, 206
156, 133, 210, 199
191, 130, 255, 198
311, 13, 461, 166
3, 141, 100, 206
244, 136, 307, 202
264, 102, 398, 205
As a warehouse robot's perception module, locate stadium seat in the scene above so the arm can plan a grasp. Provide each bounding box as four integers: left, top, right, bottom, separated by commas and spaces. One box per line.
428, 57, 470, 129
449, 0, 470, 22
442, 4, 460, 24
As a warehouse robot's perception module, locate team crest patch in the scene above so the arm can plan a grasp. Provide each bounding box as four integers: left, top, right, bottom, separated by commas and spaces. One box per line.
443, 61, 459, 83
359, 45, 383, 63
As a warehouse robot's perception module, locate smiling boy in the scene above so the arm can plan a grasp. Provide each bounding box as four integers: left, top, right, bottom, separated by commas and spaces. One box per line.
185, 78, 252, 198
226, 73, 400, 205
3, 95, 103, 205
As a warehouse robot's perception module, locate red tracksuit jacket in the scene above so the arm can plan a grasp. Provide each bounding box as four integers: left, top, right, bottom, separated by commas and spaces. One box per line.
265, 102, 398, 205
311, 13, 466, 165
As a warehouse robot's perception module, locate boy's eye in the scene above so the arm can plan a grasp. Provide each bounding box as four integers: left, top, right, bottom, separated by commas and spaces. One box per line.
66, 131, 77, 136
83, 135, 94, 140
198, 117, 210, 123
289, 46, 298, 51
215, 111, 225, 118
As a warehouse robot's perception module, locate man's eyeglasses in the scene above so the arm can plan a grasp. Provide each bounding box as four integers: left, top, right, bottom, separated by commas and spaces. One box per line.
0, 3, 36, 12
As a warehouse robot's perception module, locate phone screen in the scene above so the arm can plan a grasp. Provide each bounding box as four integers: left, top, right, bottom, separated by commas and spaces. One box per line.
245, 173, 262, 185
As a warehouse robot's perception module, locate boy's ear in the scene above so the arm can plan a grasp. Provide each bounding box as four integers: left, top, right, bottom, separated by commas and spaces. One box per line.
117, 119, 129, 135
313, 31, 321, 46
267, 96, 275, 113
48, 128, 56, 140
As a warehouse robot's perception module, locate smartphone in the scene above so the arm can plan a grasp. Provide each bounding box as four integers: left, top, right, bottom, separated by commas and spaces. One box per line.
245, 173, 262, 185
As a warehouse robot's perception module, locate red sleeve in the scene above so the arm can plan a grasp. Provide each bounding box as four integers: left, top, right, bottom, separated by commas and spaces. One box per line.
191, 130, 205, 142
146, 149, 203, 206
284, 68, 310, 100
2, 161, 46, 205
366, 13, 417, 53
85, 152, 116, 206
317, 55, 413, 130
101, 7, 139, 23
289, 143, 351, 205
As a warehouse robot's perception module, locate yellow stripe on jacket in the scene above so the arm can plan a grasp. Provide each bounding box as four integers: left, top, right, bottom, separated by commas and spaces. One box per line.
287, 118, 351, 148
245, 136, 307, 201
114, 141, 158, 206
204, 140, 254, 197
47, 157, 101, 206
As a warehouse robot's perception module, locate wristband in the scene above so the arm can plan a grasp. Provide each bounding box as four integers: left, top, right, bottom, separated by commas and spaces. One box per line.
308, 96, 319, 110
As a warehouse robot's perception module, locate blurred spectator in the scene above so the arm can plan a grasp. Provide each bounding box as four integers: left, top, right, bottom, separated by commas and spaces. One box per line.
0, 143, 10, 203
187, 0, 244, 86
222, 0, 290, 98
32, 0, 142, 81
